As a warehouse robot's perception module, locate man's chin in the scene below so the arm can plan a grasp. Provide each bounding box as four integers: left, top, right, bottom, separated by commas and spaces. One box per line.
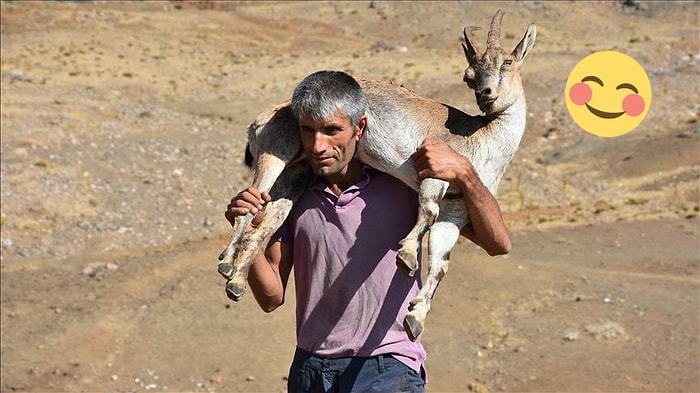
312, 165, 332, 176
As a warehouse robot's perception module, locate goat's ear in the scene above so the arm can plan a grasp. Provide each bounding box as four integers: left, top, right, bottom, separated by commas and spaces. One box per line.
462, 26, 480, 65
512, 24, 536, 65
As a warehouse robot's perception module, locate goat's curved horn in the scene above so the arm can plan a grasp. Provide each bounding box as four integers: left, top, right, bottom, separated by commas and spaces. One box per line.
463, 26, 481, 58
487, 9, 505, 49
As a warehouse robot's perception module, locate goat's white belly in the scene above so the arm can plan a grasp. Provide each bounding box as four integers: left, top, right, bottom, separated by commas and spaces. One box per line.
357, 128, 423, 191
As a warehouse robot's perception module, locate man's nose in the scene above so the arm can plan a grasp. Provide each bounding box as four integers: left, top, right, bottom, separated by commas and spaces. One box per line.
311, 134, 328, 154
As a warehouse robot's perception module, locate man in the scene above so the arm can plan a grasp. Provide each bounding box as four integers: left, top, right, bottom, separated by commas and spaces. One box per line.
225, 70, 510, 392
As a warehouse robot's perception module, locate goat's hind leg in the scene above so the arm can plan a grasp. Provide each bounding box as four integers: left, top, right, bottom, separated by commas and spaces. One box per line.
396, 178, 449, 277
217, 153, 287, 281
403, 199, 467, 341
224, 197, 293, 300
223, 163, 311, 301
217, 212, 254, 279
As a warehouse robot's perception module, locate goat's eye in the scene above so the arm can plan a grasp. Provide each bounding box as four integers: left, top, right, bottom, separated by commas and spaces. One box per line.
463, 76, 476, 89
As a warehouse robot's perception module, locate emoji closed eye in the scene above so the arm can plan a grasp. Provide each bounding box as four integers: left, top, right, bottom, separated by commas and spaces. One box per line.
582, 75, 604, 86
616, 83, 638, 93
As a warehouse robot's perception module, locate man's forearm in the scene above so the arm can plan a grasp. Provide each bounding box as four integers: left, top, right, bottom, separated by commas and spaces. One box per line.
456, 165, 511, 256
247, 246, 286, 312
410, 139, 511, 255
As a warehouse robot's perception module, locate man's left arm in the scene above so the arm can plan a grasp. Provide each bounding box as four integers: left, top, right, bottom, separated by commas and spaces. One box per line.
411, 139, 511, 256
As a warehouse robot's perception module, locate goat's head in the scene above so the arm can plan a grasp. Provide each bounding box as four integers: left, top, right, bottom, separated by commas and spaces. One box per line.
462, 9, 536, 114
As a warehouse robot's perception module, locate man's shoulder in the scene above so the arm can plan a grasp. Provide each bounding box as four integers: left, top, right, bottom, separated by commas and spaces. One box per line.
366, 167, 397, 183
366, 168, 417, 196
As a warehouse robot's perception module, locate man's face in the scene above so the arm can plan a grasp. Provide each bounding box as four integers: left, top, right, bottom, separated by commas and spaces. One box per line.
298, 111, 364, 179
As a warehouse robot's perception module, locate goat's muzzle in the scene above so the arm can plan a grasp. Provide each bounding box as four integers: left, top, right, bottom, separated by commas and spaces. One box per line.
477, 97, 497, 114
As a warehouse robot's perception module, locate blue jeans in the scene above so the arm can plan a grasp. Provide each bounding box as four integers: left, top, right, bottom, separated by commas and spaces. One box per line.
288, 347, 425, 393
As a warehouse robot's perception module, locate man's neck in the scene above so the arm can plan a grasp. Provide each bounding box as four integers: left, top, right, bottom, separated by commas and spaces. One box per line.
323, 159, 365, 196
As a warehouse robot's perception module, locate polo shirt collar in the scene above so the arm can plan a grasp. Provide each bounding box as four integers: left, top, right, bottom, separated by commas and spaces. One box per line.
309, 165, 376, 206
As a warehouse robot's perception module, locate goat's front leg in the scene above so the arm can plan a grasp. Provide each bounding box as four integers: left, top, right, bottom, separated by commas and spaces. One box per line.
403, 199, 468, 341
396, 178, 449, 277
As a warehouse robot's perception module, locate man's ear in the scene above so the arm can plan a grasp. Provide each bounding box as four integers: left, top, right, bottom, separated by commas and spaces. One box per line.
356, 115, 367, 139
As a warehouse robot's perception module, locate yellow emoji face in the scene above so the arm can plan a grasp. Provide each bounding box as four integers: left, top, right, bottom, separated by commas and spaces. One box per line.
565, 51, 651, 137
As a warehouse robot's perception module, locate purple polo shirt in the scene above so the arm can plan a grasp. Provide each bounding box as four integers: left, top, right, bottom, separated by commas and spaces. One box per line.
274, 167, 426, 373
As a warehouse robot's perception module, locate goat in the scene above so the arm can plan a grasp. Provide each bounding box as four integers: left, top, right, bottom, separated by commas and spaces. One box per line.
218, 9, 536, 341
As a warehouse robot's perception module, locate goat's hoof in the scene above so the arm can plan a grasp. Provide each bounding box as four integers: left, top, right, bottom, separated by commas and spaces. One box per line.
396, 251, 417, 277
225, 281, 246, 301
403, 313, 423, 342
217, 262, 235, 280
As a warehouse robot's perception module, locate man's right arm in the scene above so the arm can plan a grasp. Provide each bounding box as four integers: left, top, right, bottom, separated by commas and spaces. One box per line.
225, 187, 293, 312
248, 240, 293, 312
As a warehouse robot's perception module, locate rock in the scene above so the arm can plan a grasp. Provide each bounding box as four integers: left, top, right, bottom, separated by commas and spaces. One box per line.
593, 200, 614, 214
563, 329, 580, 341
468, 381, 491, 393
10, 70, 24, 81
584, 322, 627, 340
82, 267, 96, 276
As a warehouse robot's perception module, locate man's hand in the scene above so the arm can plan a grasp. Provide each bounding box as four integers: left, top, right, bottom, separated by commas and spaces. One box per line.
225, 187, 271, 232
411, 139, 474, 182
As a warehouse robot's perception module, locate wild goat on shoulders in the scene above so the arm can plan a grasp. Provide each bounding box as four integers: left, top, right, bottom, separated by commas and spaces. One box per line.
218, 9, 536, 341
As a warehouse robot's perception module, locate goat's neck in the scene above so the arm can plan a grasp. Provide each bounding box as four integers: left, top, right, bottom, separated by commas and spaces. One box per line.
471, 93, 527, 193
483, 95, 527, 149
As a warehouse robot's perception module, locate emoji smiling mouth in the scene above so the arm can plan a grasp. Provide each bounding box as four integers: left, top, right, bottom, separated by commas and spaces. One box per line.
585, 103, 625, 119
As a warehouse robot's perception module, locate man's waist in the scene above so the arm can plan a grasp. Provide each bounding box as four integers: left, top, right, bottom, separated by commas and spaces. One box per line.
294, 347, 396, 370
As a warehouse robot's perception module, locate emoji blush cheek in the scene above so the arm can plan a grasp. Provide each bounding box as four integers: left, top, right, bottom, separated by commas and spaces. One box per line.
569, 82, 592, 105
622, 94, 645, 117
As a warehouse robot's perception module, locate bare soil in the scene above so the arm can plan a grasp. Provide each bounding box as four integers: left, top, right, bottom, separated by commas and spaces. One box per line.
1, 1, 698, 392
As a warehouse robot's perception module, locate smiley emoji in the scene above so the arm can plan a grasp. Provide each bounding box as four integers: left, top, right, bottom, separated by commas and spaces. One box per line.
565, 51, 651, 137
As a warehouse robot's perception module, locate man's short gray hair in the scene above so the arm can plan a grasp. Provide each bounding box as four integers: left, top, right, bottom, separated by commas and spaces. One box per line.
291, 70, 368, 129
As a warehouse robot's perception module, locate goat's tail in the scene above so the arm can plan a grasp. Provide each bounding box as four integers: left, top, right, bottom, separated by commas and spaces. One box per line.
244, 143, 254, 168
